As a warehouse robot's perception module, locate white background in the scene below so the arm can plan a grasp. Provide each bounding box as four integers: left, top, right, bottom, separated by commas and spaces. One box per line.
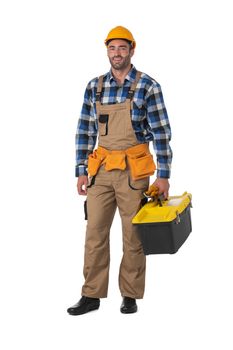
0, 0, 233, 349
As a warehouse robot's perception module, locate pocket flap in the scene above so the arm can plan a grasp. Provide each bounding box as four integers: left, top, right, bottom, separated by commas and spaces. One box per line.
99, 114, 109, 123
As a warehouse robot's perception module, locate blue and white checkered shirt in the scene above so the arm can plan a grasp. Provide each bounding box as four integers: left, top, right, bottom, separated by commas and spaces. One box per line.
75, 65, 172, 178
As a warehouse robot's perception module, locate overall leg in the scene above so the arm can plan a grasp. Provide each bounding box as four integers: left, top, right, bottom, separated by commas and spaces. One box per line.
82, 168, 116, 298
114, 170, 149, 299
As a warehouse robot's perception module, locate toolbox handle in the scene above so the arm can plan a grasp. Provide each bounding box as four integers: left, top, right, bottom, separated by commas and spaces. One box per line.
157, 194, 165, 206
143, 192, 166, 206
143, 185, 168, 206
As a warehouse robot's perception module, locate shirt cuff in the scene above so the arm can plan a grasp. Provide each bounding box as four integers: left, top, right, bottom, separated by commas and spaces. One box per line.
157, 169, 170, 179
75, 165, 88, 177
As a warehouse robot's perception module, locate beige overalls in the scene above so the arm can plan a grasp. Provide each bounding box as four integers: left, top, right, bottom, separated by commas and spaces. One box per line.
81, 72, 152, 299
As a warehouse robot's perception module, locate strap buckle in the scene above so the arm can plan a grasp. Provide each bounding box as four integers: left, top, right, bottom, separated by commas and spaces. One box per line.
127, 89, 134, 100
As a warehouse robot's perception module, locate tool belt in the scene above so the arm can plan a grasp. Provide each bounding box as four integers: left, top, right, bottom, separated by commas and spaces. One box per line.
88, 143, 156, 180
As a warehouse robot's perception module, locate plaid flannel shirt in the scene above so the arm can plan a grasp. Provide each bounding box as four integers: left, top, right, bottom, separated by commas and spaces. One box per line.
75, 65, 172, 178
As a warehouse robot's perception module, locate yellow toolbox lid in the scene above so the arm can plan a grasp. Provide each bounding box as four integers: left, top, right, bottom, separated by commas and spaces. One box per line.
132, 192, 192, 224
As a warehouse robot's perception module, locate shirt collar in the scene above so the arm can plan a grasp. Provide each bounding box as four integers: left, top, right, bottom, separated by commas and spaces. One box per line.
105, 65, 137, 85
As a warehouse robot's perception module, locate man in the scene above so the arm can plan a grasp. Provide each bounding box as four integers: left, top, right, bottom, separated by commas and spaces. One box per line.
67, 26, 172, 315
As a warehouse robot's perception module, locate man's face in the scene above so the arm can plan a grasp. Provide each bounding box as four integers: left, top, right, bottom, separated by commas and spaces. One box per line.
107, 39, 134, 70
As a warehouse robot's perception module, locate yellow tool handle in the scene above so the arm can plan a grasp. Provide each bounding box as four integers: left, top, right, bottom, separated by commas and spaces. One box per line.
143, 184, 159, 198
143, 184, 166, 206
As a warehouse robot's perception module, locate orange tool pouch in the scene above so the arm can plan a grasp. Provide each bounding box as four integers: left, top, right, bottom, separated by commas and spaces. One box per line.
126, 144, 156, 180
87, 144, 156, 180
103, 152, 126, 171
87, 150, 104, 176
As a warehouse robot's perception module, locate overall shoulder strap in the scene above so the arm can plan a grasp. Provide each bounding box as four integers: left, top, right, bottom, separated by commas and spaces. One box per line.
96, 75, 104, 102
127, 71, 142, 100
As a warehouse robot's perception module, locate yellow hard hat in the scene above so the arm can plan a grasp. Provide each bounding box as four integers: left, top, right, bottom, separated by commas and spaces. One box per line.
105, 26, 136, 48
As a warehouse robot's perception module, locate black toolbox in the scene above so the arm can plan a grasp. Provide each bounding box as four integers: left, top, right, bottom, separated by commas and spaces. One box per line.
132, 192, 192, 255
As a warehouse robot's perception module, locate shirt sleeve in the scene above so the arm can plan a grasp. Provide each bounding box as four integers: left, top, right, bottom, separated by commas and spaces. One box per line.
75, 82, 97, 177
145, 82, 173, 178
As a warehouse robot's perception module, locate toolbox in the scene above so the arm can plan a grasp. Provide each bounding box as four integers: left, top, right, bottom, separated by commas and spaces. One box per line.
132, 192, 192, 255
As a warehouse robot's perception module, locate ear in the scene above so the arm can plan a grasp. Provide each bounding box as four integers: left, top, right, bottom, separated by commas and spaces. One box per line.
130, 48, 135, 58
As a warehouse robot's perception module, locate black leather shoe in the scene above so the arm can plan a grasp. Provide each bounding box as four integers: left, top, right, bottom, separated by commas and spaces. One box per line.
120, 296, 137, 314
67, 296, 100, 315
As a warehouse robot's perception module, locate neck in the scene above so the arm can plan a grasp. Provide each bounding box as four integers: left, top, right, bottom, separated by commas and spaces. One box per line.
111, 64, 132, 85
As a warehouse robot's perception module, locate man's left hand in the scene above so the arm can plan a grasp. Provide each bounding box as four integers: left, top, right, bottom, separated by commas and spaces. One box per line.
152, 178, 170, 199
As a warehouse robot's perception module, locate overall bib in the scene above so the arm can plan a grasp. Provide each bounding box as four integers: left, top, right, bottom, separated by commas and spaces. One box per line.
82, 72, 151, 299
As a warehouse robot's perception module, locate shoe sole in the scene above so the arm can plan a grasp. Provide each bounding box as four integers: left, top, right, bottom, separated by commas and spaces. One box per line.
120, 307, 137, 314
68, 304, 100, 316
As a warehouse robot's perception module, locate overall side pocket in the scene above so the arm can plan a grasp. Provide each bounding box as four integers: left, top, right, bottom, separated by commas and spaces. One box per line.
84, 200, 88, 220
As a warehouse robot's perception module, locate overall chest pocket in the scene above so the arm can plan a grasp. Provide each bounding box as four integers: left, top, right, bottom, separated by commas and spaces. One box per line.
98, 114, 109, 136
98, 109, 128, 137
107, 110, 127, 136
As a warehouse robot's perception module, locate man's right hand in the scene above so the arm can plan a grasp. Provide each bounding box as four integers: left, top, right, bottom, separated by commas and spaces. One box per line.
77, 175, 88, 195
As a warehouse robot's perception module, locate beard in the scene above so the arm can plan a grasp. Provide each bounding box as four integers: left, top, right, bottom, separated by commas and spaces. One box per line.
109, 54, 131, 70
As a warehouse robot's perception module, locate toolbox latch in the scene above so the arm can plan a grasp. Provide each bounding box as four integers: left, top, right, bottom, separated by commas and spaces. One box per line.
175, 211, 181, 224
